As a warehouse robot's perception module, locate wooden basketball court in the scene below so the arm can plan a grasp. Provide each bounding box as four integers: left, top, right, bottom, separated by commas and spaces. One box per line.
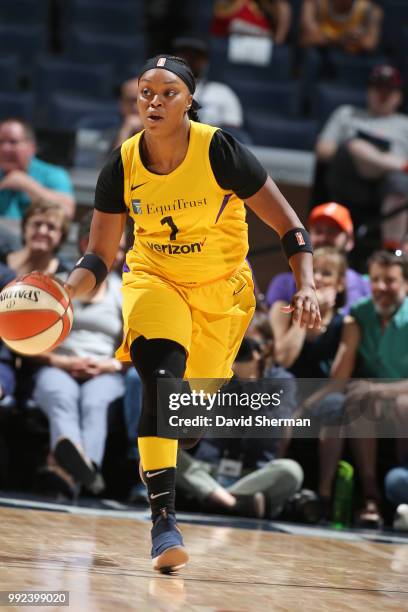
1, 506, 408, 611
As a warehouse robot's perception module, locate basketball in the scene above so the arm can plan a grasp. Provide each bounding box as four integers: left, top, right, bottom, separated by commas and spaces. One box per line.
0, 273, 73, 355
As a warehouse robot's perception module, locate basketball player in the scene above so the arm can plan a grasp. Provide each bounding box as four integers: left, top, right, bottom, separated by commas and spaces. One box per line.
64, 55, 321, 573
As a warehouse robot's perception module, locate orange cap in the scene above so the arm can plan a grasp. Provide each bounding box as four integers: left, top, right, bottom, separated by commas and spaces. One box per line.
308, 202, 354, 235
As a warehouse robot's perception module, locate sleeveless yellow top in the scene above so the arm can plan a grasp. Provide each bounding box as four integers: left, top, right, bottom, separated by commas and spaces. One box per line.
318, 0, 371, 39
120, 122, 249, 286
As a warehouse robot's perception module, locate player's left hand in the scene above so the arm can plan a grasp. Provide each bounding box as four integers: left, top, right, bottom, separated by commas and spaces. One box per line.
281, 286, 321, 329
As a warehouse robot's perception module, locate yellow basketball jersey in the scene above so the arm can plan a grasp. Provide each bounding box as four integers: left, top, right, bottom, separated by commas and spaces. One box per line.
120, 121, 249, 286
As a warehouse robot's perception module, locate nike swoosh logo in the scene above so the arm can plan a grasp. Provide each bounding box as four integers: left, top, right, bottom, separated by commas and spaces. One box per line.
131, 181, 148, 190
145, 470, 167, 478
150, 491, 170, 499
233, 284, 246, 296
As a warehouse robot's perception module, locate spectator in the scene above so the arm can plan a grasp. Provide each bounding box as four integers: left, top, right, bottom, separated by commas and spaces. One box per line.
172, 37, 245, 130
112, 77, 144, 150
315, 65, 408, 249
271, 247, 347, 515
212, 0, 292, 44
0, 119, 75, 220
0, 199, 71, 276
300, 0, 382, 54
30, 212, 125, 496
329, 251, 408, 526
176, 337, 304, 519
266, 202, 370, 314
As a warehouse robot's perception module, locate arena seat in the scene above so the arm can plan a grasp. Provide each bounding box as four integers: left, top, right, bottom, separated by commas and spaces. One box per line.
0, 92, 34, 122
246, 115, 318, 150
311, 83, 366, 125
47, 93, 118, 131
0, 26, 47, 75
68, 1, 144, 36
34, 58, 114, 103
381, 0, 408, 59
67, 28, 146, 84
186, 0, 215, 36
208, 37, 292, 82
0, 56, 19, 92
330, 53, 387, 87
0, 0, 48, 25
126, 61, 150, 81
225, 79, 301, 117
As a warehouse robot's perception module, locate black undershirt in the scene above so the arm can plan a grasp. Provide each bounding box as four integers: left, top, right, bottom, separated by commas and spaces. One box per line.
94, 128, 267, 214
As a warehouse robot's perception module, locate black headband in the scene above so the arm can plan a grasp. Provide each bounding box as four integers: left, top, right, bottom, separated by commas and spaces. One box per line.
138, 56, 196, 94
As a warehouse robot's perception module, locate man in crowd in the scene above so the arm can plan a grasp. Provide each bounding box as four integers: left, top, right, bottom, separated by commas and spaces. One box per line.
330, 251, 408, 526
0, 119, 75, 219
315, 65, 408, 249
266, 201, 370, 314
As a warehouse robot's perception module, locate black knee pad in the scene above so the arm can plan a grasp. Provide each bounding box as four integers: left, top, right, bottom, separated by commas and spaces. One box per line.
130, 336, 187, 382
130, 337, 187, 438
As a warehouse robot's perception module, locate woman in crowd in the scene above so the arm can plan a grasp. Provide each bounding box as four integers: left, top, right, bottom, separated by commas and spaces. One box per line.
270, 246, 347, 516
212, 0, 292, 44
32, 212, 125, 496
0, 199, 71, 276
0, 199, 71, 448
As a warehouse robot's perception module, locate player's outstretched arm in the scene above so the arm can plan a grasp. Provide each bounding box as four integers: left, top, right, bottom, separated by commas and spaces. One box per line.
65, 210, 126, 298
246, 176, 321, 329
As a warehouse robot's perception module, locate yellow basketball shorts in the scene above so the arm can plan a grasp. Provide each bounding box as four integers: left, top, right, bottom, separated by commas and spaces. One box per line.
116, 261, 255, 380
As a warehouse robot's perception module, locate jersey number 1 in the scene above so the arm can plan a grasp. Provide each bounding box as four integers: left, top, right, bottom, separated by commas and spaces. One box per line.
161, 216, 179, 240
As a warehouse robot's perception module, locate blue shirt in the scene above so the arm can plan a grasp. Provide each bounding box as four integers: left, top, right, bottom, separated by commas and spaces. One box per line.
351, 296, 408, 378
0, 157, 74, 219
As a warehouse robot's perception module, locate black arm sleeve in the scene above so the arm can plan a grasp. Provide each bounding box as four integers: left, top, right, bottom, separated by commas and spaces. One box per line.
94, 147, 127, 213
209, 129, 268, 199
